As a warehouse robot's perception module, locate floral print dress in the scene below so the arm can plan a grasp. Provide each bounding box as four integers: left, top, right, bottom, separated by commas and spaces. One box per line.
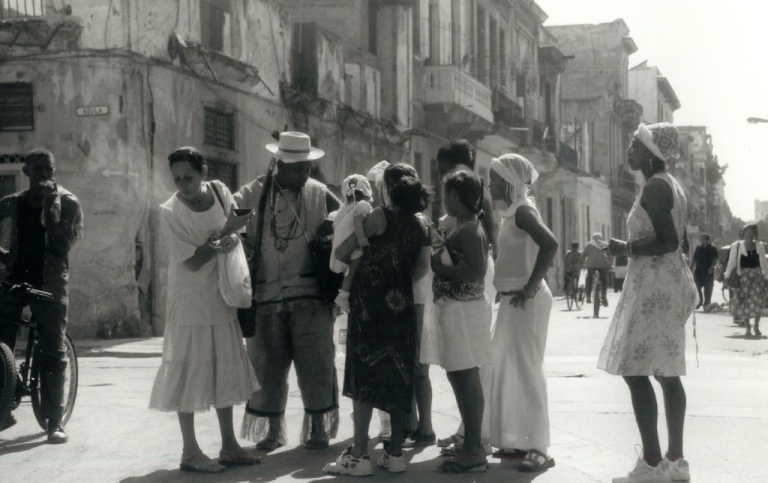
343, 207, 430, 412
598, 172, 696, 376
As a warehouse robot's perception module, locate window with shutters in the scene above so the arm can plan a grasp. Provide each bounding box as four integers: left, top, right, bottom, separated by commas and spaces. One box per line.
204, 104, 236, 150
0, 83, 34, 131
206, 157, 238, 193
200, 0, 229, 52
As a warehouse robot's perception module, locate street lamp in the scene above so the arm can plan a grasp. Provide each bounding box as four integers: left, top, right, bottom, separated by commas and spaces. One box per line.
747, 117, 768, 124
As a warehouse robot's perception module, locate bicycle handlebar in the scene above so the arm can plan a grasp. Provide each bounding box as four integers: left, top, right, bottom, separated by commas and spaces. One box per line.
0, 282, 55, 304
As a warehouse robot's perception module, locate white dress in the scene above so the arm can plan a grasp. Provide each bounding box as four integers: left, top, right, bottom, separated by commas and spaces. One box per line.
485, 203, 552, 451
149, 181, 258, 413
329, 200, 373, 273
598, 172, 696, 376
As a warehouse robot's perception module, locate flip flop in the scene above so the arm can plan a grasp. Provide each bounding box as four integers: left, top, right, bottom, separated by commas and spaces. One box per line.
180, 452, 226, 473
218, 448, 262, 466
402, 430, 437, 448
434, 457, 488, 473
518, 449, 555, 472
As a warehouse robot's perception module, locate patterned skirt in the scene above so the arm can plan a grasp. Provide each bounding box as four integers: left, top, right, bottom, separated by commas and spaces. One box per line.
733, 267, 766, 320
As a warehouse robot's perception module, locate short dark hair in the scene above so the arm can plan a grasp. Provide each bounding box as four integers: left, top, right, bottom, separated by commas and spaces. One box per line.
389, 176, 429, 215
168, 146, 206, 173
444, 170, 483, 215
744, 224, 759, 237
571, 241, 579, 249
437, 140, 476, 171
25, 148, 55, 165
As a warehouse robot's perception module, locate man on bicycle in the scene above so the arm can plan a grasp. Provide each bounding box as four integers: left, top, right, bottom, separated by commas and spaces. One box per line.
581, 233, 611, 306
563, 241, 581, 295
0, 149, 82, 443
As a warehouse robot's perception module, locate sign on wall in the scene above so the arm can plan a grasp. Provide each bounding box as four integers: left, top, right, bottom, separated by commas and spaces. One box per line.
76, 106, 109, 116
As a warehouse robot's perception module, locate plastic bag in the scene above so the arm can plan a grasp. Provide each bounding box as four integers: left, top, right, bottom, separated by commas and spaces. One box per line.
217, 242, 253, 308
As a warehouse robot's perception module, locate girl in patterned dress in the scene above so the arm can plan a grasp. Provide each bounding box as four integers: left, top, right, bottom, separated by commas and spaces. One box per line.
601, 123, 696, 483
431, 171, 491, 473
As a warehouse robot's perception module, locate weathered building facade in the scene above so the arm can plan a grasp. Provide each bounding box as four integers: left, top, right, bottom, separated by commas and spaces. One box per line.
628, 61, 680, 125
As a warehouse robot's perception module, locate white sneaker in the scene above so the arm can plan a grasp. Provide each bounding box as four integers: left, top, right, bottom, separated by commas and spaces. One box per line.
662, 457, 690, 482
324, 447, 373, 477
376, 452, 406, 473
612, 458, 670, 483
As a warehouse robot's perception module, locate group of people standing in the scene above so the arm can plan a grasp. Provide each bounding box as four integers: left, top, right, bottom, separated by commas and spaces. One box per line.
148, 122, 697, 483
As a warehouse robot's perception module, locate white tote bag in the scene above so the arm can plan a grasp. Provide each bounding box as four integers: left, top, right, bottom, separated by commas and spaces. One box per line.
217, 243, 253, 308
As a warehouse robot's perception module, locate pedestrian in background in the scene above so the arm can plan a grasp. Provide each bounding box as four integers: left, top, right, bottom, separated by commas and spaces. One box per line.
724, 224, 768, 336
563, 241, 582, 295
485, 154, 558, 472
690, 233, 719, 308
581, 233, 611, 306
431, 171, 491, 473
149, 147, 260, 473
601, 123, 696, 483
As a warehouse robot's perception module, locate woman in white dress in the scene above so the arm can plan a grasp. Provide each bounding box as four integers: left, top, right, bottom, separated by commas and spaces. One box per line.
601, 124, 696, 483
485, 154, 558, 472
149, 147, 260, 473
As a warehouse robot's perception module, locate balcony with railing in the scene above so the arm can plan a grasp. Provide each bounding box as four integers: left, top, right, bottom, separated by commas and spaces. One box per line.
423, 64, 494, 124
0, 0, 44, 18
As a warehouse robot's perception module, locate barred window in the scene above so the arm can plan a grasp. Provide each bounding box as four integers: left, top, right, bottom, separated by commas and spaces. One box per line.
207, 158, 238, 193
204, 105, 236, 150
0, 83, 34, 131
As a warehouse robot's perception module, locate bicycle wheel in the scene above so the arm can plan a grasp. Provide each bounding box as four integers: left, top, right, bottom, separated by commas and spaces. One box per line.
574, 287, 584, 309
0, 342, 16, 430
31, 333, 78, 430
593, 283, 600, 318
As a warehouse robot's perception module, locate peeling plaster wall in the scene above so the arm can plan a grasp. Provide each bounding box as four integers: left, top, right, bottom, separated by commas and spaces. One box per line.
377, 4, 413, 128
0, 56, 150, 338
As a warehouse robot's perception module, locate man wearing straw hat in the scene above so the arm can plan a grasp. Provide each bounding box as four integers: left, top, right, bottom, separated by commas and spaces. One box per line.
235, 132, 341, 451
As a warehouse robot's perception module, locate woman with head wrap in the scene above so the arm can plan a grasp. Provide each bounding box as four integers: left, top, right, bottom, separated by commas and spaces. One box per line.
484, 154, 558, 472
601, 123, 696, 483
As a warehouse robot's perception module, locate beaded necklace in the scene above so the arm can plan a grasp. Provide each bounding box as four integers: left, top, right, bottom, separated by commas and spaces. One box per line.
269, 180, 305, 252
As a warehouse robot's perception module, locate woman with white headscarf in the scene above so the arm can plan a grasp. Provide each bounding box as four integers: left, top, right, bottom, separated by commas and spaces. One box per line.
601, 123, 696, 483
484, 154, 558, 472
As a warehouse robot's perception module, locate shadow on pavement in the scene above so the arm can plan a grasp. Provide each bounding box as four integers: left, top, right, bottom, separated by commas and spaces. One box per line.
724, 334, 766, 340
0, 431, 47, 455
119, 438, 355, 483
406, 454, 553, 482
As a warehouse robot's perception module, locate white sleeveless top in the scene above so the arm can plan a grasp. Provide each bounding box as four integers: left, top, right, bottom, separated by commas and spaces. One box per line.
493, 203, 540, 292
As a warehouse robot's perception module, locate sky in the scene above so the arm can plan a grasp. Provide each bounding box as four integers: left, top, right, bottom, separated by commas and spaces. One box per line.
535, 0, 768, 221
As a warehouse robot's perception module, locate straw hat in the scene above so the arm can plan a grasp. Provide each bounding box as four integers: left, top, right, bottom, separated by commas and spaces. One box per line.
265, 131, 325, 162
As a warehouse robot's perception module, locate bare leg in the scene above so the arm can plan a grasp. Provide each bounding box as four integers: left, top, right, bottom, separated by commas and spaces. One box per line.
415, 369, 434, 435
352, 400, 373, 457
215, 407, 241, 453
178, 412, 202, 456
654, 376, 686, 460
446, 368, 485, 457
623, 376, 661, 465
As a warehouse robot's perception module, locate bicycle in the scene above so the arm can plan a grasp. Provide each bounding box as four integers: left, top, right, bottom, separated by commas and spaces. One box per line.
0, 282, 78, 432
565, 273, 583, 310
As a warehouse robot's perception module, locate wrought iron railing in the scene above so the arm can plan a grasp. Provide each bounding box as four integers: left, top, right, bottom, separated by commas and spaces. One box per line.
0, 0, 44, 18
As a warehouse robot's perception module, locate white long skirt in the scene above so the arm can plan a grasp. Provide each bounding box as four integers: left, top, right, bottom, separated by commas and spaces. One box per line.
484, 284, 553, 451
149, 318, 259, 413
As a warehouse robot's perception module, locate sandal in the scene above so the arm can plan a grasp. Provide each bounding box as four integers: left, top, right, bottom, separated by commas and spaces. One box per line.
435, 457, 488, 473
180, 452, 226, 473
218, 448, 261, 466
256, 436, 284, 452
304, 437, 330, 450
403, 430, 437, 448
436, 433, 464, 448
492, 448, 527, 459
518, 449, 555, 472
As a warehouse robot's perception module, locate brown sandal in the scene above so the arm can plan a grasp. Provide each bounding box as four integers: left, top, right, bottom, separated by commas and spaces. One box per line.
180, 452, 226, 473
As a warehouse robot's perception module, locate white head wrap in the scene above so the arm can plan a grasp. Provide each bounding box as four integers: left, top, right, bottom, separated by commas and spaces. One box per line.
490, 154, 539, 218
634, 123, 680, 162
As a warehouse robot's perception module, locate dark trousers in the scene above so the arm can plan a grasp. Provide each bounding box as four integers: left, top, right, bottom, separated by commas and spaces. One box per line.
0, 294, 68, 424
585, 268, 609, 301
694, 271, 714, 306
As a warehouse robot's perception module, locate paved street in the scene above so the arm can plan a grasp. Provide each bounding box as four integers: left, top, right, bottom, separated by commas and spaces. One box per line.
2, 284, 767, 482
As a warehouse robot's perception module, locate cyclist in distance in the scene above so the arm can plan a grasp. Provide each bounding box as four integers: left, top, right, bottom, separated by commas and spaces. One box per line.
0, 148, 83, 443
581, 233, 611, 306
563, 241, 581, 296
